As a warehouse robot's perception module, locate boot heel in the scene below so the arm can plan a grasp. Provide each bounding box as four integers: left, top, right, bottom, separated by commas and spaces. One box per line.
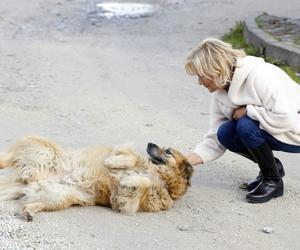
275, 159, 285, 178
281, 168, 285, 178
274, 188, 284, 198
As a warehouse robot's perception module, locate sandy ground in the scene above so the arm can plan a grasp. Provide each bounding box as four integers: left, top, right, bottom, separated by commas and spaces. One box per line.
0, 0, 300, 249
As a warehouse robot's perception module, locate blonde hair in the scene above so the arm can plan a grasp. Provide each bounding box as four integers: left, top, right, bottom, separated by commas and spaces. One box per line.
185, 38, 246, 88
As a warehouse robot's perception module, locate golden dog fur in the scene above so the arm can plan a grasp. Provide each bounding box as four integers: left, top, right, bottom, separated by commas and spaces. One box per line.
0, 135, 193, 220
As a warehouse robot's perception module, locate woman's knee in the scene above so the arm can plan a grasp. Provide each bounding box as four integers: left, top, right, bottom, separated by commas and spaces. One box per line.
236, 116, 257, 136
236, 116, 264, 147
217, 121, 236, 146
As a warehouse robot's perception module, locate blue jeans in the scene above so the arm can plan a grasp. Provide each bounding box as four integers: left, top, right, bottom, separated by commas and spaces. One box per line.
217, 116, 300, 153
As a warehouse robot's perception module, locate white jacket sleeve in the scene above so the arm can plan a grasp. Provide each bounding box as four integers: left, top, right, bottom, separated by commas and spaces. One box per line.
246, 74, 299, 134
193, 95, 227, 163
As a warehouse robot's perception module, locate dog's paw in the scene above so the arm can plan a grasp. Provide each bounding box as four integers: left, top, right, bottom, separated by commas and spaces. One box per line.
120, 174, 152, 188
15, 210, 34, 222
20, 204, 37, 222
104, 155, 136, 169
23, 211, 33, 222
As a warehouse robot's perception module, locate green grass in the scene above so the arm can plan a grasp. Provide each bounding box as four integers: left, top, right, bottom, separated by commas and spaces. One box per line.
222, 22, 260, 56
294, 37, 300, 46
222, 22, 300, 83
279, 65, 300, 82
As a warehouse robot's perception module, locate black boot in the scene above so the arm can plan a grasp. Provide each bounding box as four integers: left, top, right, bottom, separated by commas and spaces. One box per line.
238, 156, 285, 191
245, 142, 284, 203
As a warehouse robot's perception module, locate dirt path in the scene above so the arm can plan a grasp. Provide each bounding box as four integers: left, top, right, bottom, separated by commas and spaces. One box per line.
0, 0, 299, 249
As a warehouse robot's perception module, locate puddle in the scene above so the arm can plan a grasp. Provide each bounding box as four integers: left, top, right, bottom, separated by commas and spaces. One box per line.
95, 2, 159, 19
13, 1, 161, 37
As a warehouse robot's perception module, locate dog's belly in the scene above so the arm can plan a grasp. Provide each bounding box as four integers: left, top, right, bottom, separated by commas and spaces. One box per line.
55, 159, 114, 207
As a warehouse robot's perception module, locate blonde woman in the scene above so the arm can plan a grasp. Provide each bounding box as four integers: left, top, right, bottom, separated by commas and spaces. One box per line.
185, 38, 300, 203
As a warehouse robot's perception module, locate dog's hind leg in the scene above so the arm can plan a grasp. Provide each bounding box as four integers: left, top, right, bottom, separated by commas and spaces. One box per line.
0, 171, 25, 201
3, 136, 66, 184
20, 181, 94, 221
0, 183, 24, 201
21, 202, 45, 221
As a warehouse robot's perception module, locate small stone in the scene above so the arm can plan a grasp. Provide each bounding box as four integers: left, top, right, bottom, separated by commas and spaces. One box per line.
177, 224, 191, 231
262, 227, 273, 234
144, 123, 153, 127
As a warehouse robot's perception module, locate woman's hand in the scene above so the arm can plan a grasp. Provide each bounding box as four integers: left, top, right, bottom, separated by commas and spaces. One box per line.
232, 106, 247, 120
186, 153, 203, 166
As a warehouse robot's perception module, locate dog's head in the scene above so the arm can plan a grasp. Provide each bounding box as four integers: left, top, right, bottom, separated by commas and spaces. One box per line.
147, 142, 193, 187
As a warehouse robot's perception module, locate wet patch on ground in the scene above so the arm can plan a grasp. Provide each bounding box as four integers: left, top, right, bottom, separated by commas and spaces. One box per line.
11, 0, 165, 38
93, 2, 159, 19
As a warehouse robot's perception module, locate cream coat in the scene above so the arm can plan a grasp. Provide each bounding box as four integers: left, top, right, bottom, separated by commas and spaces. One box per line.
194, 56, 300, 163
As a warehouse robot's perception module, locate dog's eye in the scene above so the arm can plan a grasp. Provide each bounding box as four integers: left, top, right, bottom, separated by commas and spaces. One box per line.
165, 149, 173, 156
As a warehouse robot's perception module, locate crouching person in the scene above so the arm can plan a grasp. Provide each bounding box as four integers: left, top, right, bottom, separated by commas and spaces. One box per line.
185, 38, 300, 203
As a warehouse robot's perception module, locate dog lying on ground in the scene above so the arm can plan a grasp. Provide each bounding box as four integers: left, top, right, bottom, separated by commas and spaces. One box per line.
0, 135, 193, 221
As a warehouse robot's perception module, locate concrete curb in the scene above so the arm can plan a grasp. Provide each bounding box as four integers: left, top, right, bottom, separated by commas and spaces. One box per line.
244, 14, 300, 71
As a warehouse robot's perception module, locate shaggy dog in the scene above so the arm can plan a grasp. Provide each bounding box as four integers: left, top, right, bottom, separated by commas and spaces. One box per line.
0, 135, 193, 220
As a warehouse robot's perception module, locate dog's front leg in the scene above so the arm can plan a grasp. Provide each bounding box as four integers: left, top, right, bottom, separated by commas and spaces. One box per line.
110, 173, 153, 215
104, 155, 138, 169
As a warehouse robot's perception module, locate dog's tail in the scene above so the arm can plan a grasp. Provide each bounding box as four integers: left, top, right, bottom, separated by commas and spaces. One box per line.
0, 152, 13, 169
0, 170, 24, 201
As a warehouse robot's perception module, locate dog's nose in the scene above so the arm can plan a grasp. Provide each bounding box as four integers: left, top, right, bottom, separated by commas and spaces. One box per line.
147, 143, 157, 154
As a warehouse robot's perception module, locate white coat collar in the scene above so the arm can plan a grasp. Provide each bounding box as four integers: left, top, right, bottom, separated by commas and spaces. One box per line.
228, 56, 265, 103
